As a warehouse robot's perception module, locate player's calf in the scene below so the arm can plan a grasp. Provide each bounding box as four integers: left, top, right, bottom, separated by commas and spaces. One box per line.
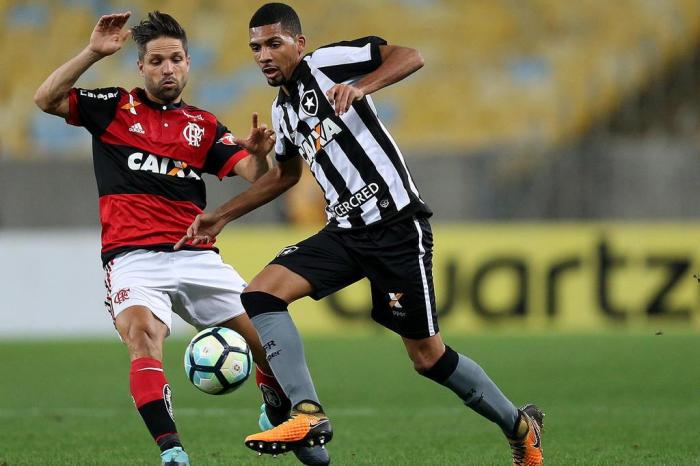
130, 358, 184, 454
418, 344, 521, 433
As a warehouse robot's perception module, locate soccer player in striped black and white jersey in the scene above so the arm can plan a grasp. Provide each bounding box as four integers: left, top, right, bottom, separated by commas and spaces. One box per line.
177, 4, 544, 464
269, 36, 430, 230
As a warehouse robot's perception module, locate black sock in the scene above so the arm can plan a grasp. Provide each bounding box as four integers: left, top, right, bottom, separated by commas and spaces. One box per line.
138, 399, 182, 452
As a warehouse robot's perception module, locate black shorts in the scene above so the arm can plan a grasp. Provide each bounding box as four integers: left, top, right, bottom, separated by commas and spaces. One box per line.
269, 216, 438, 339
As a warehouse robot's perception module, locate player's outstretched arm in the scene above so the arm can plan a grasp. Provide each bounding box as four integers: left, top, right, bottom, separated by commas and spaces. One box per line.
232, 113, 276, 183
34, 12, 132, 118
174, 156, 303, 249
326, 44, 424, 115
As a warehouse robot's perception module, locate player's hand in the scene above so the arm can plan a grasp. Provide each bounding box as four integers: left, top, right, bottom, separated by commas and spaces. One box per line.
234, 113, 276, 158
89, 12, 132, 57
326, 84, 364, 116
174, 213, 227, 250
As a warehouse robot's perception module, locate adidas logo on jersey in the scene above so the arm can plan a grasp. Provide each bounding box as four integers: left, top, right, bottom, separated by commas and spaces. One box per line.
128, 123, 145, 134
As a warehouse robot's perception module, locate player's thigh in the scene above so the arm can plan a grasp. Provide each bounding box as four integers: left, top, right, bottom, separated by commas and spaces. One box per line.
363, 217, 439, 339
245, 264, 315, 303
105, 250, 177, 334
257, 230, 364, 302
172, 250, 249, 329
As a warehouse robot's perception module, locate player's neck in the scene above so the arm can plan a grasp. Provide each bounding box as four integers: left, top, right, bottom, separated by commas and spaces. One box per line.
281, 58, 303, 96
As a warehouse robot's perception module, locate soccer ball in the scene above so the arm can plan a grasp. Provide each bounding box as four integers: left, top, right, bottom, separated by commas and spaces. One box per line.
184, 327, 252, 395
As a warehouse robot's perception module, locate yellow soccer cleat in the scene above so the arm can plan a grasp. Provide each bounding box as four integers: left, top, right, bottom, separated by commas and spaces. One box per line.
508, 404, 544, 466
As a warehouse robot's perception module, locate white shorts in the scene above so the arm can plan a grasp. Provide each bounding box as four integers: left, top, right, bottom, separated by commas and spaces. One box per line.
103, 249, 247, 333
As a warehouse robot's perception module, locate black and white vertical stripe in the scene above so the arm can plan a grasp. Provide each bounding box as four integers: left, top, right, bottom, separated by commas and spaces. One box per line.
272, 37, 429, 230
414, 218, 436, 336
103, 260, 116, 326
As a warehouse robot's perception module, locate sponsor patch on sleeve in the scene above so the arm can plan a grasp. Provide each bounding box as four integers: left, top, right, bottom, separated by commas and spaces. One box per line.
217, 133, 237, 145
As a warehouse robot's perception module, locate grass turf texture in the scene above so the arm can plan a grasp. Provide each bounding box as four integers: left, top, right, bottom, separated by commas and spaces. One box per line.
0, 333, 698, 465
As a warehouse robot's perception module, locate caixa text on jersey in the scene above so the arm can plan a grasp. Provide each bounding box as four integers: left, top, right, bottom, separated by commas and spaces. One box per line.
127, 152, 201, 179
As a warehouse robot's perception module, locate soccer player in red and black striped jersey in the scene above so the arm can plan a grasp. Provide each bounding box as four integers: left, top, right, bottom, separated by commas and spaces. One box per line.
34, 11, 305, 466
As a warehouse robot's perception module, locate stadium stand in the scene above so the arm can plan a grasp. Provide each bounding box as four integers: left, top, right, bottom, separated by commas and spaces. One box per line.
3, 0, 700, 159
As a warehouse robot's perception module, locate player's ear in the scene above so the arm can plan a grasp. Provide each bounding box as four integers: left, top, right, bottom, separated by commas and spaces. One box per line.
137, 59, 144, 77
296, 34, 306, 54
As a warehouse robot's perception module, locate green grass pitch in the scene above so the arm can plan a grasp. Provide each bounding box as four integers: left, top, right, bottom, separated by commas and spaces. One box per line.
0, 333, 698, 465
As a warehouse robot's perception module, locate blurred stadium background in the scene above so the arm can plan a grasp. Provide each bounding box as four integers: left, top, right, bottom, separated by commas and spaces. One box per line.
1, 1, 700, 464
2, 0, 700, 336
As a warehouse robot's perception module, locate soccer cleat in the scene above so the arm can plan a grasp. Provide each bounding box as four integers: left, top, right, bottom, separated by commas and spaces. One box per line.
508, 404, 544, 466
292, 444, 331, 466
246, 401, 333, 456
259, 404, 331, 465
259, 403, 276, 430
160, 446, 190, 466
260, 401, 290, 429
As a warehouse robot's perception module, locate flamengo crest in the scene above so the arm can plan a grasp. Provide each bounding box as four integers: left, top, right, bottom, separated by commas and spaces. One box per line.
183, 122, 204, 147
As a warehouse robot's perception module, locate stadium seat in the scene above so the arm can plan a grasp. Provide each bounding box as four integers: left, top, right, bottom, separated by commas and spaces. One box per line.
4, 0, 700, 159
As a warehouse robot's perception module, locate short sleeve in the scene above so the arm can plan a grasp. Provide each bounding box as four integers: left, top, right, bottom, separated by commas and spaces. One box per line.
66, 87, 122, 135
202, 121, 249, 179
308, 36, 387, 83
272, 102, 299, 162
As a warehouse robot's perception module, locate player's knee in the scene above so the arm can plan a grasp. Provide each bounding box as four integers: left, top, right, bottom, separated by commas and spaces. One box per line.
118, 319, 166, 359
415, 345, 459, 383
240, 291, 288, 319
407, 342, 443, 371
411, 353, 440, 373
411, 359, 430, 373
124, 330, 163, 359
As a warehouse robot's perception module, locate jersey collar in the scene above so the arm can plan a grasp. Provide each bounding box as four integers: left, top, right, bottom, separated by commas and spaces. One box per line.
134, 88, 185, 110
277, 60, 309, 106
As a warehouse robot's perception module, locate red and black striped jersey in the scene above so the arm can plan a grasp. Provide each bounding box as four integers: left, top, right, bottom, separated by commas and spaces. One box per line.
67, 86, 249, 264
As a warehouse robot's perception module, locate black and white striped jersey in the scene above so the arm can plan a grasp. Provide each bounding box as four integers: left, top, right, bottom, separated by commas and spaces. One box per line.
272, 36, 431, 230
